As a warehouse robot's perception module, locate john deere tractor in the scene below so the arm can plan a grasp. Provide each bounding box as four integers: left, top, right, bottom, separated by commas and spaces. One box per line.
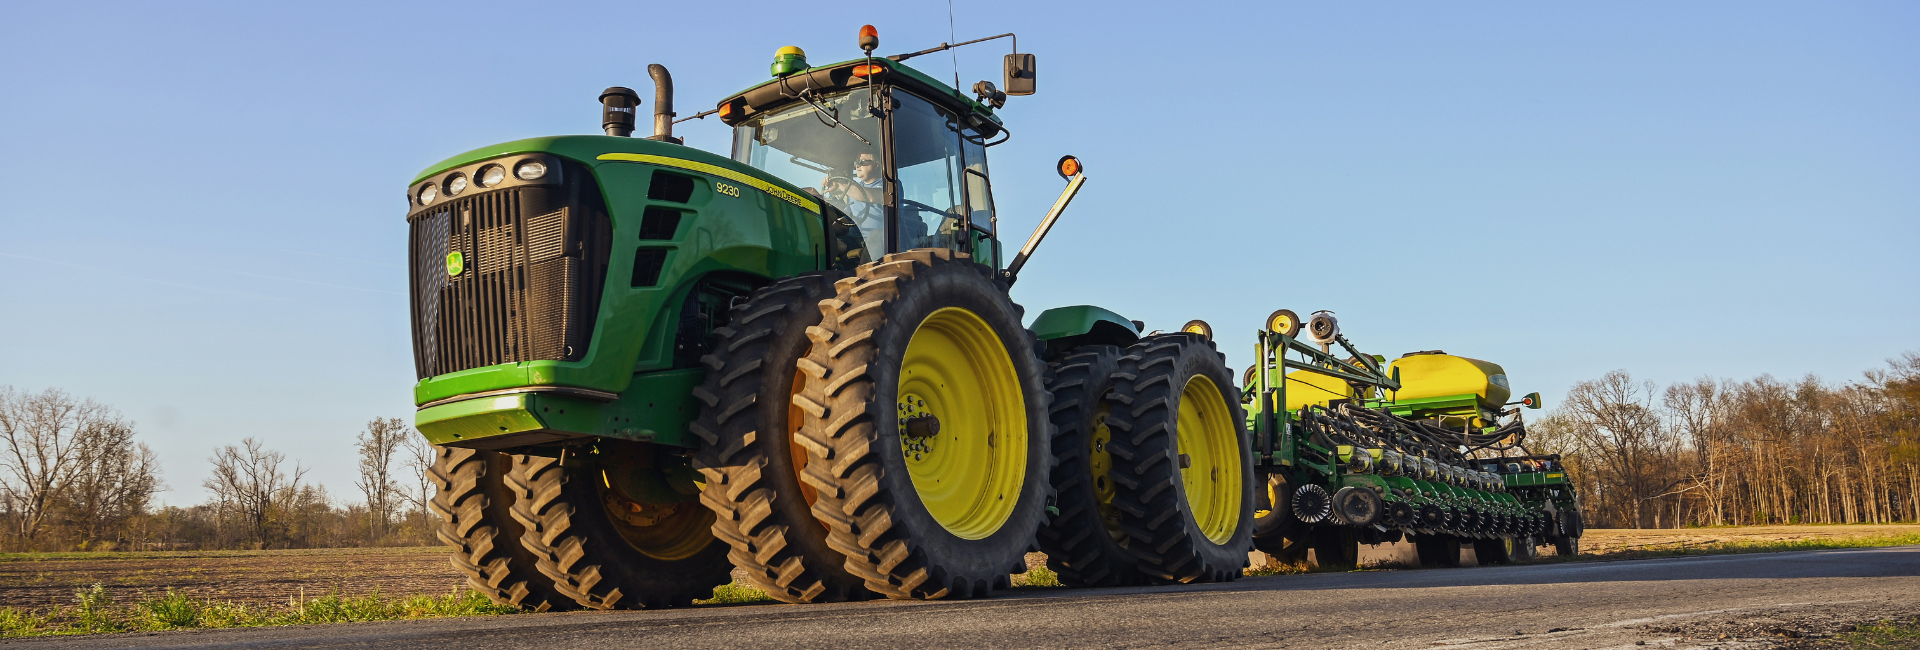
1221, 309, 1581, 569
408, 26, 1255, 610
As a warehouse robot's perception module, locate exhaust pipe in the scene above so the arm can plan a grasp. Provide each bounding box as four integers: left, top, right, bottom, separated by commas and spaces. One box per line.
647, 64, 682, 145
600, 87, 639, 137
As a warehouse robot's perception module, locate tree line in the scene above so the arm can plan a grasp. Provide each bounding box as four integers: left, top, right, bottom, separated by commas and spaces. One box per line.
0, 387, 435, 551
5, 351, 1915, 548
1529, 352, 1920, 529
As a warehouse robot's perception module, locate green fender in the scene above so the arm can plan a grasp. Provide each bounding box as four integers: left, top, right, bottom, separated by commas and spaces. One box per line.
1029, 305, 1142, 357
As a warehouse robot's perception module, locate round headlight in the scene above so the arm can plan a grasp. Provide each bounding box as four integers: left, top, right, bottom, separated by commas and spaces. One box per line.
515, 160, 548, 180
445, 173, 468, 196
479, 165, 506, 188
418, 183, 438, 205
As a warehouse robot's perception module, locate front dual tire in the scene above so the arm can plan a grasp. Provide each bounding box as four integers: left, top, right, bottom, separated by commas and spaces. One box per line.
792, 249, 1054, 599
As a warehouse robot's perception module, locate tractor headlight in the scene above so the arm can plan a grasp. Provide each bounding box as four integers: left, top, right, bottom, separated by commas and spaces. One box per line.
445, 173, 468, 197
515, 160, 548, 180
418, 183, 438, 205
479, 164, 506, 188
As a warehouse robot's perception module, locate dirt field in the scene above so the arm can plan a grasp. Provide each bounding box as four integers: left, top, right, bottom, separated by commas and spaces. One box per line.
1578, 524, 1920, 555
0, 525, 1913, 609
0, 547, 465, 608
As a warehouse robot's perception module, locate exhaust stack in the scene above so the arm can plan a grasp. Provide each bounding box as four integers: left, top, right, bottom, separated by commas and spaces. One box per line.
647, 64, 682, 145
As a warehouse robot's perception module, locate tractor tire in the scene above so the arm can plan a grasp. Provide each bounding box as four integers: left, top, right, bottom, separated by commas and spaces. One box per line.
1309, 526, 1359, 571
429, 447, 572, 611
508, 447, 733, 609
690, 272, 869, 604
1415, 534, 1462, 568
1473, 537, 1512, 565
1036, 345, 1146, 587
1553, 511, 1583, 557
792, 249, 1054, 600
1106, 334, 1255, 584
1511, 534, 1539, 561
1251, 474, 1303, 558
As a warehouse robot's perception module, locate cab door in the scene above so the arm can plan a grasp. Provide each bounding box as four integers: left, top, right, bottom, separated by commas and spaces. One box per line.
886, 91, 970, 256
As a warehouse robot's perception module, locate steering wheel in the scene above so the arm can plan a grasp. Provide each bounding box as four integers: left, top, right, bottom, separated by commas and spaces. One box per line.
824, 176, 854, 202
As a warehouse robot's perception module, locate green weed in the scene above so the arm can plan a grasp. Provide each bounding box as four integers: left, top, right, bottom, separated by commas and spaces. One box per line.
0, 585, 518, 638
1833, 616, 1920, 649
698, 581, 773, 604
1011, 565, 1062, 587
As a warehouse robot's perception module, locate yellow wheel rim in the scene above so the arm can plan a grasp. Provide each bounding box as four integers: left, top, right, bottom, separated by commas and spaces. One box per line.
897, 307, 1027, 540
1254, 473, 1285, 520
1176, 375, 1241, 544
598, 470, 715, 561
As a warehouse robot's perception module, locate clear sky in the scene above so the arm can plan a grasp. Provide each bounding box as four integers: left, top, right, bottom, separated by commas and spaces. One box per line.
3, 1, 1915, 504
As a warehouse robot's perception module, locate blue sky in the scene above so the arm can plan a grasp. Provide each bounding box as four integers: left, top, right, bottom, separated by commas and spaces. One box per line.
3, 1, 1915, 503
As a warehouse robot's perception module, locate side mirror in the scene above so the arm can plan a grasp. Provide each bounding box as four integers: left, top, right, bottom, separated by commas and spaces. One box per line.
1523, 392, 1543, 410
1004, 53, 1036, 96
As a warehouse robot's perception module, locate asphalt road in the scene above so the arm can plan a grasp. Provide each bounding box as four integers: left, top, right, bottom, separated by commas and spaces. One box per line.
14, 546, 1919, 650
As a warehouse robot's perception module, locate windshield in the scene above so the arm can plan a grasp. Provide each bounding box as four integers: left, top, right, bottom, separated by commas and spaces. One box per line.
732, 89, 882, 266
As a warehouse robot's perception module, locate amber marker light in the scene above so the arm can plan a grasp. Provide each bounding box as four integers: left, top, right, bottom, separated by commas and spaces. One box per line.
851, 64, 884, 77
1056, 155, 1082, 180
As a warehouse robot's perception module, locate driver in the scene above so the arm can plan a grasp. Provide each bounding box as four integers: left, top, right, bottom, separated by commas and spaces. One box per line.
825, 153, 884, 250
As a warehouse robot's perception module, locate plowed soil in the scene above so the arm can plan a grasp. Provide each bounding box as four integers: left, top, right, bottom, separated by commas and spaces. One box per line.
1580, 524, 1920, 555
0, 547, 463, 608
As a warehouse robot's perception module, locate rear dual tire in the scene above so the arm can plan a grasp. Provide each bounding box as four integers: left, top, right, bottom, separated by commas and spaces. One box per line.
1105, 334, 1254, 584
1036, 345, 1146, 587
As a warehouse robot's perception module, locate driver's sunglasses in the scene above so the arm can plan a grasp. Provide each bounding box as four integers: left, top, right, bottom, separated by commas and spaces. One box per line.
855, 159, 876, 166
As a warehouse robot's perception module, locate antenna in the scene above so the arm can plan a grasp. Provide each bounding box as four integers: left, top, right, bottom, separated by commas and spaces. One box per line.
947, 0, 960, 89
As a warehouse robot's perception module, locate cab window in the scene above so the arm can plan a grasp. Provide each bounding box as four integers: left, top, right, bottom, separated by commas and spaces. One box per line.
731, 88, 882, 268
961, 134, 994, 234
889, 92, 967, 254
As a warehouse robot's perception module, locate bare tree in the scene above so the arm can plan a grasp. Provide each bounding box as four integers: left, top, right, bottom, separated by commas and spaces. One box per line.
354, 418, 408, 540
0, 387, 160, 544
63, 438, 163, 546
397, 432, 435, 523
1560, 370, 1685, 528
203, 438, 307, 548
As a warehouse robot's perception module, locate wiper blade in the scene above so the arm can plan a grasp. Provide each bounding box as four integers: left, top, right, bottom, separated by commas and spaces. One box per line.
798, 94, 870, 145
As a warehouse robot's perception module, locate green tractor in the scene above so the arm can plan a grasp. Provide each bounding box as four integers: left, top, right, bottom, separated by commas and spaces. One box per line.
1229, 309, 1581, 569
408, 26, 1255, 610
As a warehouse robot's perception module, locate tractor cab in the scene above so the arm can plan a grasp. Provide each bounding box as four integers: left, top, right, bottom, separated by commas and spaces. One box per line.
718, 47, 1012, 270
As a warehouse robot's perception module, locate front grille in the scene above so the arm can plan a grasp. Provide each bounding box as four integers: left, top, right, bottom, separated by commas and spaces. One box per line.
408, 164, 611, 379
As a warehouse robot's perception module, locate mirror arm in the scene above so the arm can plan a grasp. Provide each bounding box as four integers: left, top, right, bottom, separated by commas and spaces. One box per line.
889, 33, 1016, 62
1003, 172, 1085, 286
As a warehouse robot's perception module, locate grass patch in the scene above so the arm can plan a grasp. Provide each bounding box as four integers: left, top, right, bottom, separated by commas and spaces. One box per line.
0, 583, 517, 637
1832, 616, 1920, 649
